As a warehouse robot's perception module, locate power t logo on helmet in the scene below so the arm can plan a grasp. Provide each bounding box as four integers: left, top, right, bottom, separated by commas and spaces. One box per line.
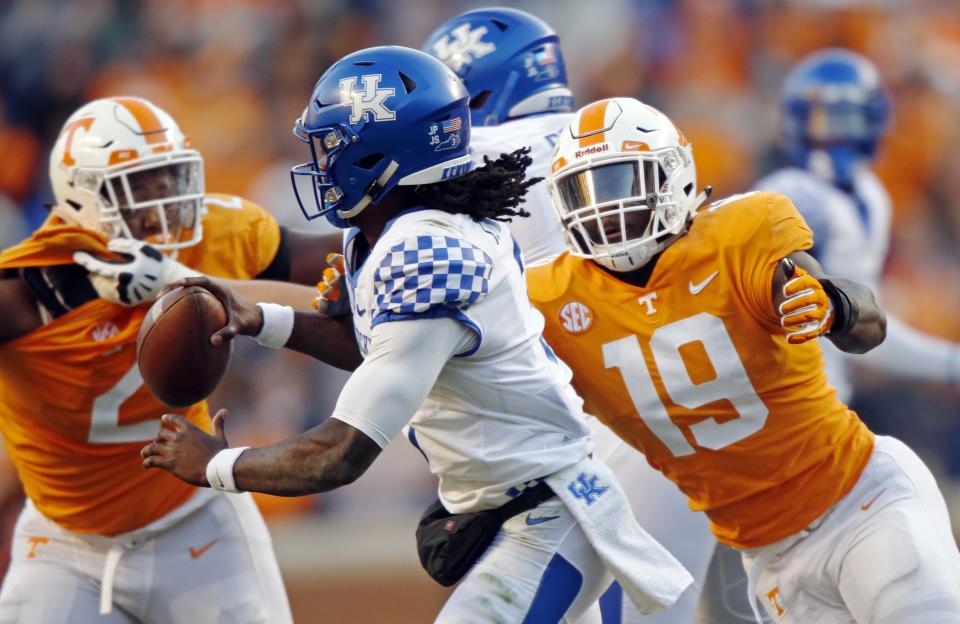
291, 46, 473, 228
423, 8, 573, 126
49, 97, 204, 251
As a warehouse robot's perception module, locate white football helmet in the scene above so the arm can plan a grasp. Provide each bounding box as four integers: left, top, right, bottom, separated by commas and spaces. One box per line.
548, 97, 698, 271
49, 97, 204, 250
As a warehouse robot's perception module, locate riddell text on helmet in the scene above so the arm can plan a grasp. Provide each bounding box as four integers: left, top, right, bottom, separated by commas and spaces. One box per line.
574, 144, 609, 159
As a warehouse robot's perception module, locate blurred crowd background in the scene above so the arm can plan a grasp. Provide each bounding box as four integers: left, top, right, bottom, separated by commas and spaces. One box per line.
2, 0, 959, 619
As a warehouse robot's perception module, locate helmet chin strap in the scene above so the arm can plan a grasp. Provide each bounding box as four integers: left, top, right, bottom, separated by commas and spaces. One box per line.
336, 160, 400, 221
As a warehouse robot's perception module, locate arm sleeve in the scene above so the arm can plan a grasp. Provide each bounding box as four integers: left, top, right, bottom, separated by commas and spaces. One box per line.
856, 314, 960, 385
330, 316, 476, 448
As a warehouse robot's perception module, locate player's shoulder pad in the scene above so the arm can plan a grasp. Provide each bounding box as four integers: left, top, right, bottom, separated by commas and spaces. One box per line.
525, 252, 576, 304
371, 232, 494, 320
201, 193, 272, 226
694, 191, 801, 243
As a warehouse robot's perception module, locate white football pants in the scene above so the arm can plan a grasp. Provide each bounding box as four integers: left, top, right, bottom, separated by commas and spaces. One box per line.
0, 490, 291, 623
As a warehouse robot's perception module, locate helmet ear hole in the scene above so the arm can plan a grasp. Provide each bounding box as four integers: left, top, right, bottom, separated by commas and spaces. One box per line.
684, 182, 694, 196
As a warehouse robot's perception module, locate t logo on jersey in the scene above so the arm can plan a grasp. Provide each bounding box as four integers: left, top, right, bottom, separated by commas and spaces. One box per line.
339, 75, 396, 124
559, 301, 593, 334
567, 472, 608, 507
431, 23, 496, 72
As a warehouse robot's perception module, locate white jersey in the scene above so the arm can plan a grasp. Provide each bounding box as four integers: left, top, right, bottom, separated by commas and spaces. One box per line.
471, 113, 574, 264
340, 208, 592, 513
754, 165, 892, 402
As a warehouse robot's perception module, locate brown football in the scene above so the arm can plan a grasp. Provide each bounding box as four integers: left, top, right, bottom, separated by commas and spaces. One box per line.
137, 285, 233, 408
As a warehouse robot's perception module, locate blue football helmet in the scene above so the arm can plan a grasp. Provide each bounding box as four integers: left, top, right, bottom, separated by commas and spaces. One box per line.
781, 48, 891, 185
423, 7, 573, 127
291, 46, 473, 228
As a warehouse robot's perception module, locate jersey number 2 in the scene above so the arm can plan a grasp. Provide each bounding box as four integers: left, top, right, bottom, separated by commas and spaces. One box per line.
89, 365, 160, 443
602, 312, 768, 457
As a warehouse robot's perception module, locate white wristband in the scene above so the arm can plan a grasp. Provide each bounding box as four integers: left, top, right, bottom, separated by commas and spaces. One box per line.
205, 446, 250, 493
254, 303, 295, 348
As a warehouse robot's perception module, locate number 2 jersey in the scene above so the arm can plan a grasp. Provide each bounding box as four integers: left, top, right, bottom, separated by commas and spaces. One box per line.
526, 191, 875, 548
0, 194, 280, 535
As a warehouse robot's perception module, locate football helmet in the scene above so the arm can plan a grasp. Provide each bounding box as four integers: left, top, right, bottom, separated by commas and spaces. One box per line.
423, 8, 573, 126
291, 46, 473, 229
781, 48, 891, 185
49, 97, 204, 250
549, 98, 698, 272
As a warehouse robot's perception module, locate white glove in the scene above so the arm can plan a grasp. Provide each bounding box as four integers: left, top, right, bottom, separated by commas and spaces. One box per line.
73, 238, 201, 306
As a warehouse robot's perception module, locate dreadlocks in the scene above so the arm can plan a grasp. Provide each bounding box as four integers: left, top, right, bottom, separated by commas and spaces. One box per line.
414, 147, 542, 222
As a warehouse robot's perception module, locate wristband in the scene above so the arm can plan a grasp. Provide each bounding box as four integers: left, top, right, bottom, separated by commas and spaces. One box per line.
821, 279, 859, 336
205, 446, 250, 493
254, 303, 295, 348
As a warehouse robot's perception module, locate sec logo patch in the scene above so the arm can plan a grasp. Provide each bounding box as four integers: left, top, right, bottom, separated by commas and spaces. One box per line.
559, 301, 593, 334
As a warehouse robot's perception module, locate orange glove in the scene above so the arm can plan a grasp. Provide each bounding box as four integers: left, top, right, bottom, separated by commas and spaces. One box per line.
778, 260, 833, 344
313, 253, 350, 317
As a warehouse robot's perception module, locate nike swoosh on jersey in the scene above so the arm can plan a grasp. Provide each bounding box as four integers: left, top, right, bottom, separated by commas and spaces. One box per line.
189, 538, 219, 559
525, 513, 560, 526
688, 271, 719, 295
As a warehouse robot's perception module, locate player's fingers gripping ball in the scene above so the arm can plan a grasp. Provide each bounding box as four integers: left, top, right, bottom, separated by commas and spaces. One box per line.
779, 260, 833, 344
313, 253, 350, 317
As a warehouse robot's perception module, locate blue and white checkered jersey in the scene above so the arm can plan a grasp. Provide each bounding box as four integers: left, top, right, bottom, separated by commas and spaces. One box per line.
341, 208, 592, 513
471, 113, 575, 265
754, 165, 892, 402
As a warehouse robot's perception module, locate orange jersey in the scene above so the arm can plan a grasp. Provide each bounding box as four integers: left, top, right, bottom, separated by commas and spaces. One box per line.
0, 193, 280, 535
527, 191, 874, 548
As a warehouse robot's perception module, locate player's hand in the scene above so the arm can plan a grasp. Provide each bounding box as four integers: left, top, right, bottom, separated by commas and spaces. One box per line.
313, 253, 351, 317
778, 258, 833, 344
73, 238, 199, 306
161, 276, 263, 346
141, 410, 229, 486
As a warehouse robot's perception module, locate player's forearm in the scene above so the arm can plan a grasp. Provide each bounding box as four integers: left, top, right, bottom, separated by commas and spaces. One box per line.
285, 312, 363, 371
825, 277, 886, 354
856, 315, 959, 384
214, 278, 316, 311
231, 419, 380, 496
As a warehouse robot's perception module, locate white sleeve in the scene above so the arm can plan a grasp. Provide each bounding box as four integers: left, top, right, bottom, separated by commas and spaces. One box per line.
330, 317, 476, 448
855, 314, 960, 386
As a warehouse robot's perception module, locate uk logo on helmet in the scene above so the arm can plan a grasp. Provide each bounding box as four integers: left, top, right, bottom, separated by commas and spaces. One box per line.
431, 24, 496, 72
339, 74, 396, 124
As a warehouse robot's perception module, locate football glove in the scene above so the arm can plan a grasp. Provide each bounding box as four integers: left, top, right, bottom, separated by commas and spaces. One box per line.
778, 259, 834, 344
73, 238, 200, 306
313, 253, 351, 317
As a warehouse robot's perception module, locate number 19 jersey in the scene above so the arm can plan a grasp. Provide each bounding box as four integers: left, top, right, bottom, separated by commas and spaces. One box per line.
526, 191, 874, 548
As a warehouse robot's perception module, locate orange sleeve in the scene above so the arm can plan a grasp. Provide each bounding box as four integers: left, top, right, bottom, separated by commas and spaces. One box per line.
182, 194, 282, 279
739, 192, 813, 326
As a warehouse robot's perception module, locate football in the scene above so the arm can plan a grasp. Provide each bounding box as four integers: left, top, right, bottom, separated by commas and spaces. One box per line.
137, 286, 233, 408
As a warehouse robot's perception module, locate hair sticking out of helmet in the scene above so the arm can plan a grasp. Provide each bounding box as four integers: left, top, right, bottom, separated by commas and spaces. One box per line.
49, 97, 205, 250
290, 46, 474, 229
780, 48, 891, 186
423, 8, 573, 127
414, 147, 541, 223
548, 98, 698, 272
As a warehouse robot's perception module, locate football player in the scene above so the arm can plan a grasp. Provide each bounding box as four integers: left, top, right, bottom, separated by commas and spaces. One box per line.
754, 48, 960, 402
423, 9, 715, 623
526, 97, 960, 623
0, 96, 339, 622
140, 47, 694, 623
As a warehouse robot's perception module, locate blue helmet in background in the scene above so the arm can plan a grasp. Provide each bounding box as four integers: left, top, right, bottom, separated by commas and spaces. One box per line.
780, 48, 891, 185
291, 46, 473, 228
423, 7, 573, 127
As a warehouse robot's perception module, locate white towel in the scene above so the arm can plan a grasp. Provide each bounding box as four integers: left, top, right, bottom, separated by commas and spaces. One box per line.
545, 455, 693, 614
